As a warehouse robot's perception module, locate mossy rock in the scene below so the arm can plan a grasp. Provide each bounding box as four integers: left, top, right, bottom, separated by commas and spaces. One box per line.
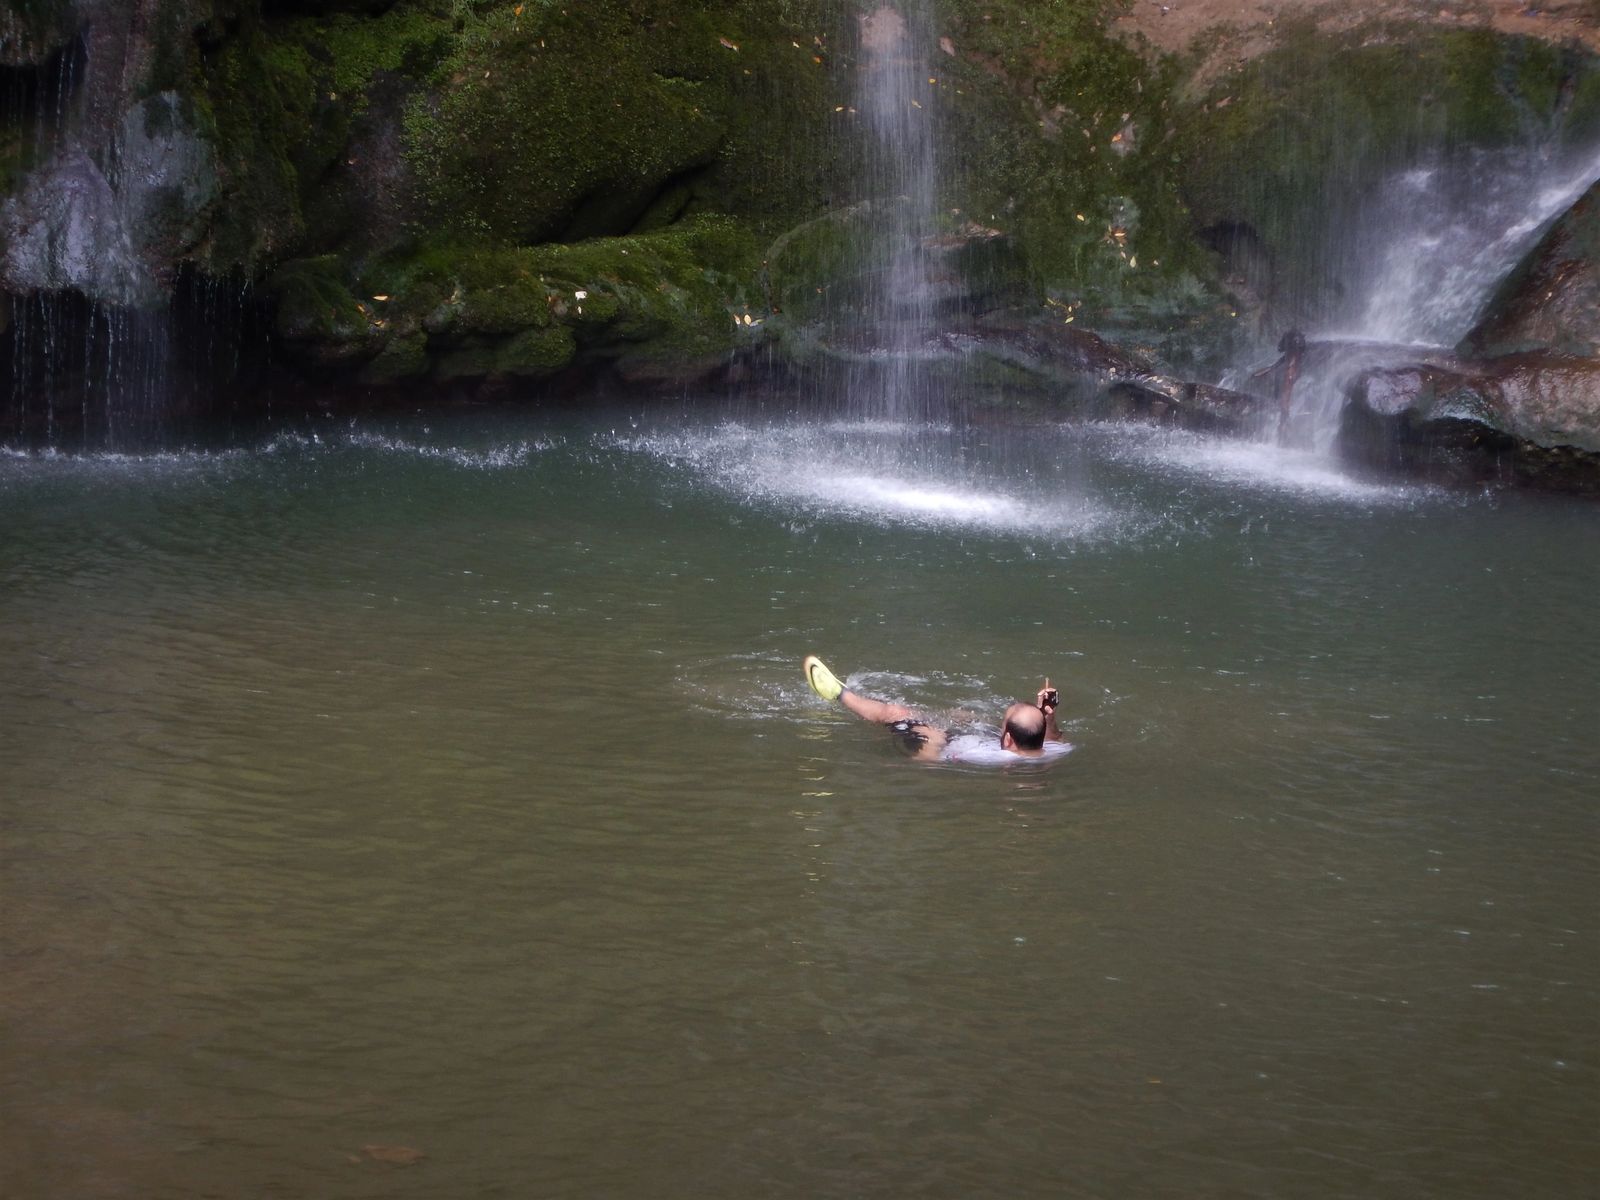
290, 216, 762, 387
1463, 179, 1600, 359
433, 340, 499, 382
402, 0, 848, 244
268, 254, 382, 368
496, 326, 576, 378
358, 329, 429, 384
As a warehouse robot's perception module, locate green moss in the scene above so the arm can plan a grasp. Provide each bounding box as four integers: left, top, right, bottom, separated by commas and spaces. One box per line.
403, 0, 846, 244
193, 22, 324, 267
281, 4, 455, 111
269, 255, 371, 341
497, 325, 576, 377
434, 341, 499, 381
338, 215, 760, 381
857, 0, 1231, 367
359, 330, 430, 384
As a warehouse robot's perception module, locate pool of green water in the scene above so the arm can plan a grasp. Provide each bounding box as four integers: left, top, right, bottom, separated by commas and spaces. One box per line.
2, 408, 1595, 1198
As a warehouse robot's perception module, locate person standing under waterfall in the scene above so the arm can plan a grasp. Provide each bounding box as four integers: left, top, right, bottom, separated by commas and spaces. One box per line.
803, 655, 1071, 764
1254, 328, 1307, 441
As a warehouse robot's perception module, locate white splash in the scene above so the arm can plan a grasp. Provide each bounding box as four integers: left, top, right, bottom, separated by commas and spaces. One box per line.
614, 422, 1134, 540
1345, 142, 1600, 345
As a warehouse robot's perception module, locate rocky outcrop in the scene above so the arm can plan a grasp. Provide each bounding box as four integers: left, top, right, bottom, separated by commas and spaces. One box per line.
266, 217, 768, 393
1338, 357, 1600, 492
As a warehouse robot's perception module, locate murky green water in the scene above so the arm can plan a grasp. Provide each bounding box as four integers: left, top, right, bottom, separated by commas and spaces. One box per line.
3, 409, 1596, 1198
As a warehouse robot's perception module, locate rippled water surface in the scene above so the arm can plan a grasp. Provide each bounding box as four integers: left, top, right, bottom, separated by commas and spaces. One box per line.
3, 410, 1596, 1198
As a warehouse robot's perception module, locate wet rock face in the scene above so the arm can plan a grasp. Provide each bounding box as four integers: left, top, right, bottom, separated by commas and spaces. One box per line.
0, 147, 150, 304
1339, 358, 1600, 493
1462, 179, 1600, 359
1, 92, 216, 306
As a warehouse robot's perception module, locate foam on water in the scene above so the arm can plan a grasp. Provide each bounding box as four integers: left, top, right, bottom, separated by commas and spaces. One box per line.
0, 441, 249, 490
1093, 424, 1429, 505
0, 426, 558, 485
342, 429, 556, 469
613, 422, 1138, 542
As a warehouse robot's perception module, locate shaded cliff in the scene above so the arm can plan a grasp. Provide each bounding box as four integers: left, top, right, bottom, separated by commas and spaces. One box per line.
1, 0, 1597, 465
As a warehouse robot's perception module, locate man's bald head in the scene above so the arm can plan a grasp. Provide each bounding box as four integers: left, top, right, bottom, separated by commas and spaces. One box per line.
1002, 703, 1047, 751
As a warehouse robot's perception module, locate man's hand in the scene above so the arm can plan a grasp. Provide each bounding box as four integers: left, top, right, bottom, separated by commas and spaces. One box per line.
1038, 679, 1064, 742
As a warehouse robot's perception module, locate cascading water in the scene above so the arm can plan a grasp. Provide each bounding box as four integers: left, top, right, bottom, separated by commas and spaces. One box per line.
0, 18, 256, 450
852, 2, 943, 421
1343, 142, 1600, 347
1245, 137, 1600, 453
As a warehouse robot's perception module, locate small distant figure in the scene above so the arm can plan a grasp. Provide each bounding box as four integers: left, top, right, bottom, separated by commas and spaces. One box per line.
1253, 328, 1307, 441
803, 655, 1072, 765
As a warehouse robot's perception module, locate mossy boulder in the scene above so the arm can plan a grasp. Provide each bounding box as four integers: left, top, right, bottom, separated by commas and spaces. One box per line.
402, 0, 848, 245
277, 216, 765, 389
358, 329, 428, 384
496, 326, 576, 378
915, 0, 1248, 371
268, 254, 383, 370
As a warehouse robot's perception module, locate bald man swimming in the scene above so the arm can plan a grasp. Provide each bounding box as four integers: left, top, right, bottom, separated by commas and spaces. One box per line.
803, 655, 1071, 764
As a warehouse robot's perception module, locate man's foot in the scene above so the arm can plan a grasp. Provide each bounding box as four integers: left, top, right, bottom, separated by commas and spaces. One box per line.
803, 655, 844, 702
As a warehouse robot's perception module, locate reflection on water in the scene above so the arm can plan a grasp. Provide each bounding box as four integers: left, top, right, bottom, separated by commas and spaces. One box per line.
2, 410, 1597, 1199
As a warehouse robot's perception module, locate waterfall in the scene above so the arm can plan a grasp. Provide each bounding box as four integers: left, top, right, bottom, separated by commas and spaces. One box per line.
1340, 142, 1600, 346
1245, 136, 1600, 454
854, 2, 942, 420
0, 17, 242, 450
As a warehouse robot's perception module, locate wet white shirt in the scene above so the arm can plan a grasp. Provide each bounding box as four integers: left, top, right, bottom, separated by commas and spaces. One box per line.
941, 734, 1074, 766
